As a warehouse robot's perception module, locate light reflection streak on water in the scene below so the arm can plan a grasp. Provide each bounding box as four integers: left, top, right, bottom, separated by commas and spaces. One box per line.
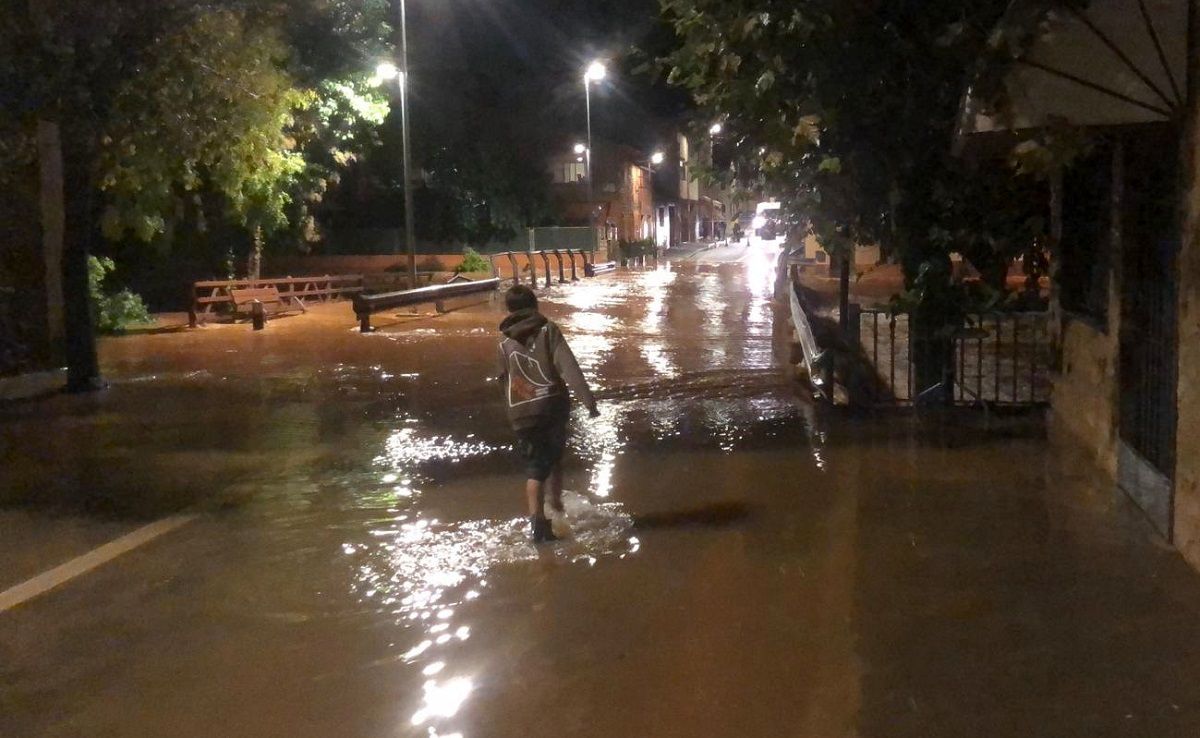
640, 341, 678, 380
559, 279, 625, 312
638, 269, 680, 379
566, 311, 618, 335
698, 274, 726, 340
354, 415, 637, 734
798, 400, 829, 473
376, 428, 497, 470
744, 248, 777, 299
572, 403, 629, 499
562, 332, 615, 378
349, 506, 634, 733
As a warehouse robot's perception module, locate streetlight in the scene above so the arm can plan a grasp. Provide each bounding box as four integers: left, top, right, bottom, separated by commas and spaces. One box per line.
378, 0, 416, 288
709, 122, 723, 135
650, 151, 665, 166
584, 60, 607, 241
574, 143, 587, 155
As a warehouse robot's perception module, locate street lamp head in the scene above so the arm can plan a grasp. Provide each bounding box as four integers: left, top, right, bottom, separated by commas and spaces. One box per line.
650, 152, 665, 165
709, 123, 723, 135
585, 61, 607, 83
375, 62, 400, 81
574, 143, 587, 155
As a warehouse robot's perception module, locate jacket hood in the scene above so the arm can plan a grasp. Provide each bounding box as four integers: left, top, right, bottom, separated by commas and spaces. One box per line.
500, 308, 547, 343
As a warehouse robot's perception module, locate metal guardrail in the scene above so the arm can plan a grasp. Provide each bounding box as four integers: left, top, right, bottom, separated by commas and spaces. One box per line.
788, 279, 832, 401
189, 275, 363, 327
353, 278, 500, 332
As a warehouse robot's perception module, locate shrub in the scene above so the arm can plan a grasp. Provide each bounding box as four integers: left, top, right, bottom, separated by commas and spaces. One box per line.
455, 247, 491, 274
87, 256, 153, 333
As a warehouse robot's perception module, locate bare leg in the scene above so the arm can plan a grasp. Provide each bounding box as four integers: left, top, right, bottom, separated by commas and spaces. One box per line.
525, 478, 545, 518
547, 462, 564, 514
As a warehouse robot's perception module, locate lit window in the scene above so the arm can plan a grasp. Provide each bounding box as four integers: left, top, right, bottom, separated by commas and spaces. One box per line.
553, 162, 587, 183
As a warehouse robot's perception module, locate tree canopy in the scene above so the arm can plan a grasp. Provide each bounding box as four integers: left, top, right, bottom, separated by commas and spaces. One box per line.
657, 0, 1049, 292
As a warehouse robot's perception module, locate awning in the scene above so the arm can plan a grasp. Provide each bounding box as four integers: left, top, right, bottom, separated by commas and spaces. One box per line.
958, 0, 1186, 139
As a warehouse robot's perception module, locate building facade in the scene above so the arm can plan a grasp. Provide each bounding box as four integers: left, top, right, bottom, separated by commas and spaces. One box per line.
547, 140, 655, 245
961, 0, 1200, 568
652, 132, 731, 249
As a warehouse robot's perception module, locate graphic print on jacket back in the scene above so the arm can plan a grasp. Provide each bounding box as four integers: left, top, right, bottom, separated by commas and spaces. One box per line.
505, 339, 559, 408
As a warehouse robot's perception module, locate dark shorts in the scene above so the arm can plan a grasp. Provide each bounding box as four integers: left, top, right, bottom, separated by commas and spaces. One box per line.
515, 421, 568, 482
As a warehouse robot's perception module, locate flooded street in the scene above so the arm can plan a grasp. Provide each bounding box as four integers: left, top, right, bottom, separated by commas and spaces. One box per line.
6, 257, 1200, 737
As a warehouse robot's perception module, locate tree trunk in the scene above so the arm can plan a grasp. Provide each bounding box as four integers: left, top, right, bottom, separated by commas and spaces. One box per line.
248, 226, 263, 280
37, 120, 66, 355
61, 144, 102, 393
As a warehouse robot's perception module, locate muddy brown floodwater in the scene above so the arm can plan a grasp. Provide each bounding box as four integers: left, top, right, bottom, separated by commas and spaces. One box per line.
5, 255, 1200, 737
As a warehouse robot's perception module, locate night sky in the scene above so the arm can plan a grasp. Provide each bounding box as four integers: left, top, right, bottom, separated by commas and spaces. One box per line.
406, 0, 688, 153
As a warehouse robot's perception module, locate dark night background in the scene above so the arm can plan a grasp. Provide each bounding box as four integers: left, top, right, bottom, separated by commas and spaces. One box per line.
405, 0, 688, 159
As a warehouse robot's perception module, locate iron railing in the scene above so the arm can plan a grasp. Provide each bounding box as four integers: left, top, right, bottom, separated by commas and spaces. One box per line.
856, 307, 1052, 407
487, 250, 590, 288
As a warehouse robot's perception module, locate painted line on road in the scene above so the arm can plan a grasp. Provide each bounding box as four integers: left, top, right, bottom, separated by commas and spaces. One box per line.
0, 514, 198, 613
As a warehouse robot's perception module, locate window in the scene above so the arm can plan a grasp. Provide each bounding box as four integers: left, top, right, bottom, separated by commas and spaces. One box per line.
553, 162, 586, 184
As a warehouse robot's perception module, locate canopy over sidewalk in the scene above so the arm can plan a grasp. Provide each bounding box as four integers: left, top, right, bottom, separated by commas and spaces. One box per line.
957, 0, 1186, 142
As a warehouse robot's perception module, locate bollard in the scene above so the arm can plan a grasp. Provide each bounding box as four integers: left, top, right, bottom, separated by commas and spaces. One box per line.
251, 300, 265, 331
539, 252, 553, 289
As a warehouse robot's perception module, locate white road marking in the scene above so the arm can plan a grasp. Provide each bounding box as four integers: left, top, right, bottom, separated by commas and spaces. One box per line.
0, 514, 198, 613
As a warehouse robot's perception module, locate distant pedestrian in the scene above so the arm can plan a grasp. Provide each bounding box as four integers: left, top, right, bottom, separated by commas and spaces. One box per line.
496, 285, 600, 543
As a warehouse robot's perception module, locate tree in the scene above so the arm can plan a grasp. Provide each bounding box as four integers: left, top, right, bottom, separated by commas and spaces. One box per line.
656, 0, 1047, 397
0, 1, 391, 389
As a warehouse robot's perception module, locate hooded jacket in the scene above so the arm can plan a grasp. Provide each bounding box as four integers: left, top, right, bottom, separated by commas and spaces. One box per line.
497, 308, 597, 430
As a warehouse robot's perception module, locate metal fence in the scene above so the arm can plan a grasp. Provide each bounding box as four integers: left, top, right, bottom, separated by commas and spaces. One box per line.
856, 307, 1053, 407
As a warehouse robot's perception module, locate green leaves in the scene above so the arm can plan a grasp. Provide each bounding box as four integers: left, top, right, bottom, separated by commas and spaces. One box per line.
87, 256, 152, 333
96, 10, 312, 242
818, 156, 842, 174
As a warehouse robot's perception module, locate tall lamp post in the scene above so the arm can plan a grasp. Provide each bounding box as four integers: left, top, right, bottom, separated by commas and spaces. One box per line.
381, 0, 416, 287
584, 60, 606, 248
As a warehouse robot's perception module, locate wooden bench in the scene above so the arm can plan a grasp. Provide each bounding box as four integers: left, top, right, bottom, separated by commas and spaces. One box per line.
229, 287, 306, 321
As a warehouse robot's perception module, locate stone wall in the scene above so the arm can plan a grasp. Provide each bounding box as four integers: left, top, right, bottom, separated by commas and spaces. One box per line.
1049, 314, 1120, 479
1174, 126, 1200, 568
